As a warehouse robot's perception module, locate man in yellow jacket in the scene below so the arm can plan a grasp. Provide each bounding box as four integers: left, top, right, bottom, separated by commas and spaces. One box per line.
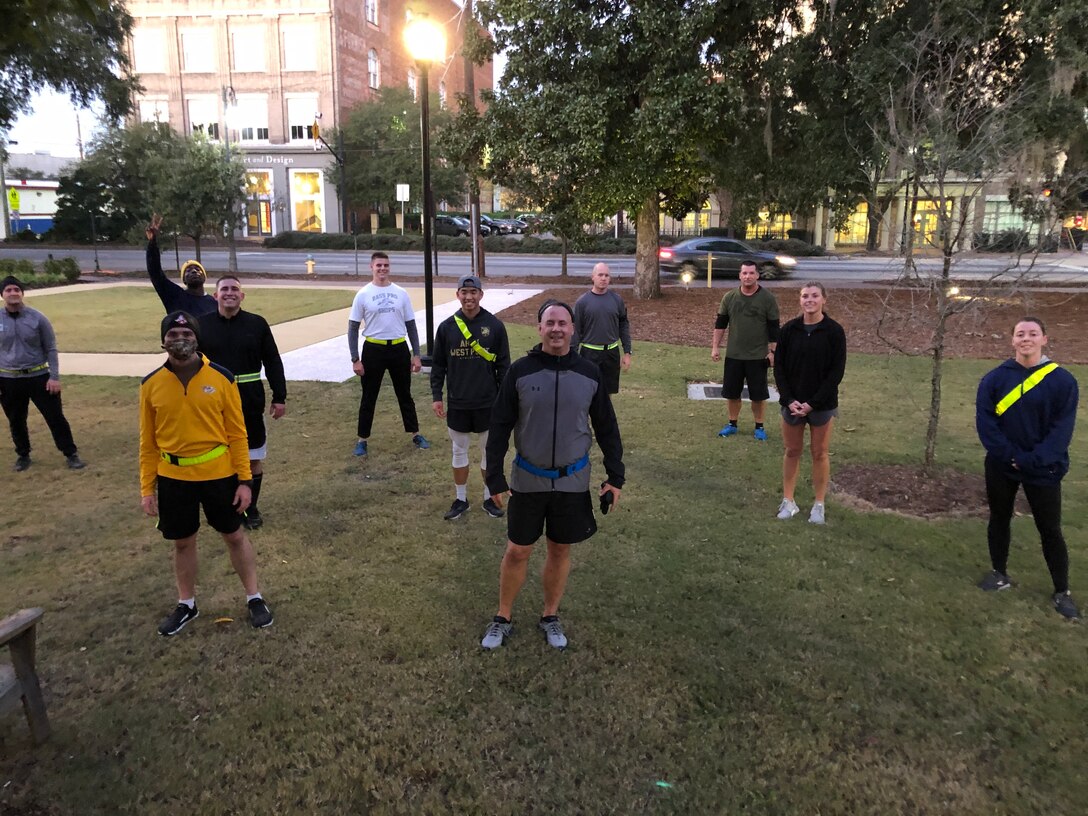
140, 310, 274, 636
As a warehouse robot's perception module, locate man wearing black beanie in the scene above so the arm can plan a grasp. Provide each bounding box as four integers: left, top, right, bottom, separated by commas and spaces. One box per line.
0, 275, 85, 471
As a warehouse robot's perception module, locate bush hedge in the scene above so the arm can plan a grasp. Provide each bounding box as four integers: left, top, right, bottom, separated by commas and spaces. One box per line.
0, 256, 82, 288
265, 231, 641, 256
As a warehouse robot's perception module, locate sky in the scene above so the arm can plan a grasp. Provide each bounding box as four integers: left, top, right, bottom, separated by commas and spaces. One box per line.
7, 89, 104, 158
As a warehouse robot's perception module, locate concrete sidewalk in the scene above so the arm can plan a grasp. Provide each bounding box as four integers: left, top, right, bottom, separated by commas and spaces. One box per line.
56, 283, 542, 382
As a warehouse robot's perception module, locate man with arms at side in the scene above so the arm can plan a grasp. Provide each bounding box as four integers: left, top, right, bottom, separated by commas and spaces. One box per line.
199, 276, 287, 530
431, 275, 511, 520
0, 275, 85, 471
145, 214, 216, 317
140, 311, 273, 636
710, 261, 779, 440
573, 262, 632, 394
976, 317, 1079, 620
480, 300, 625, 651
347, 252, 430, 457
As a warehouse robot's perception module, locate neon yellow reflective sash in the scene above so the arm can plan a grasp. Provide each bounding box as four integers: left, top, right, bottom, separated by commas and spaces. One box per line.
453, 315, 496, 362
579, 340, 621, 351
995, 363, 1059, 417
235, 372, 261, 383
160, 444, 229, 466
0, 362, 49, 374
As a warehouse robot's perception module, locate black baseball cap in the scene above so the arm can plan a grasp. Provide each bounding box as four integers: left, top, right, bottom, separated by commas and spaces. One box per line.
457, 275, 483, 290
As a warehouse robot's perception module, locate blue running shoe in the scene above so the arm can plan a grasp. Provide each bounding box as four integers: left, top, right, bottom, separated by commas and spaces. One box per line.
753, 427, 768, 441
412, 434, 431, 450
353, 440, 368, 457
718, 424, 738, 437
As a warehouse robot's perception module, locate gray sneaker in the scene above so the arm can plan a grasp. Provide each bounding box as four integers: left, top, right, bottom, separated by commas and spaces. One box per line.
809, 502, 825, 524
977, 570, 1013, 592
481, 617, 512, 650
1053, 591, 1080, 620
538, 616, 568, 650
776, 498, 799, 520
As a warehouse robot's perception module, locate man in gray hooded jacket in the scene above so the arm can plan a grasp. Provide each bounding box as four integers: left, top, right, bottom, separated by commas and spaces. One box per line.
479, 299, 625, 651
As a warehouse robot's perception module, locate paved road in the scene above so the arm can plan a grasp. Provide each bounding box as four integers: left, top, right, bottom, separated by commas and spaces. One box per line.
3, 245, 1086, 285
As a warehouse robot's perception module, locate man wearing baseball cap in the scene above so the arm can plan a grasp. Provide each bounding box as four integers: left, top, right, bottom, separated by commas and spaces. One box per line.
139, 310, 273, 636
0, 275, 85, 471
430, 275, 511, 520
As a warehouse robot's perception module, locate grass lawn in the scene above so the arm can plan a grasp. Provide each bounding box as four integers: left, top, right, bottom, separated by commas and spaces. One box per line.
1, 325, 1086, 814
24, 287, 356, 353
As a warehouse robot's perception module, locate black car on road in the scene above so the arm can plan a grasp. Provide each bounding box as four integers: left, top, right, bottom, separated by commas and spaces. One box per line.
658, 237, 797, 279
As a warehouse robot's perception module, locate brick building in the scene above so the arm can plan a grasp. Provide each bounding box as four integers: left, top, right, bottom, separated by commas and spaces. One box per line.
125, 0, 492, 236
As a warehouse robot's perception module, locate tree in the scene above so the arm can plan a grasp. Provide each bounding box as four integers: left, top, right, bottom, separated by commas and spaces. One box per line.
0, 0, 138, 131
53, 122, 181, 242
148, 135, 247, 260
332, 87, 466, 219
469, 0, 733, 299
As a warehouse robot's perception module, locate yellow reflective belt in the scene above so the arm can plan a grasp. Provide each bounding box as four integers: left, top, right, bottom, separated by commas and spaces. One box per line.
580, 340, 621, 351
0, 362, 49, 374
364, 337, 406, 345
160, 444, 229, 466
235, 372, 262, 383
453, 315, 497, 362
995, 363, 1059, 417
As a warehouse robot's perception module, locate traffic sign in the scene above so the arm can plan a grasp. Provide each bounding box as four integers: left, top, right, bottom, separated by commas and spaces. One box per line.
396, 184, 409, 202
6, 188, 18, 211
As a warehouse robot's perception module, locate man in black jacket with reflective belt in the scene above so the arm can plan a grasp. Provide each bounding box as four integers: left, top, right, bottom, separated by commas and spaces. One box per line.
145, 214, 216, 317
479, 300, 625, 651
430, 275, 511, 521
198, 276, 287, 530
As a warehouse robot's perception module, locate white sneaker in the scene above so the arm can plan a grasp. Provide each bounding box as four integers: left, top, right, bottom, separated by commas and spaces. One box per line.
809, 502, 825, 524
776, 498, 799, 520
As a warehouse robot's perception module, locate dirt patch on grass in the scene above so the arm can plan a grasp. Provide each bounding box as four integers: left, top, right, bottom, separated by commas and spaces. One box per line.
493, 282, 1085, 520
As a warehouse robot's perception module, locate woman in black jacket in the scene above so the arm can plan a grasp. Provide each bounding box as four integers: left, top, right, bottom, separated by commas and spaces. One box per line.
773, 282, 847, 524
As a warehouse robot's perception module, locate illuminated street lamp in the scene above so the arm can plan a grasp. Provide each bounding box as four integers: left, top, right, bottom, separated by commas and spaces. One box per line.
404, 15, 446, 364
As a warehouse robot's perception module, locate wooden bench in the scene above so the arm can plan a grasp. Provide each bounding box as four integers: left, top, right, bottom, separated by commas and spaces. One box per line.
0, 608, 50, 744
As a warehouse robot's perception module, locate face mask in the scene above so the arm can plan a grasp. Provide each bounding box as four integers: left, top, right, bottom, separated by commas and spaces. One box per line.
164, 338, 198, 359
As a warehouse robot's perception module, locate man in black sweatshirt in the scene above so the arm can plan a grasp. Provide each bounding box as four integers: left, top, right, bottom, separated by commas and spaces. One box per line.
430, 276, 511, 521
145, 214, 216, 317
198, 276, 287, 530
480, 300, 625, 651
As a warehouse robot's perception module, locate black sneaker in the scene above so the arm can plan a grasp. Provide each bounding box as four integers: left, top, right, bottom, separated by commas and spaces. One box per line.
482, 498, 505, 518
978, 570, 1013, 592
248, 598, 274, 628
13, 455, 31, 472
243, 507, 264, 530
443, 499, 470, 520
158, 603, 198, 636
66, 453, 86, 470
1053, 591, 1080, 620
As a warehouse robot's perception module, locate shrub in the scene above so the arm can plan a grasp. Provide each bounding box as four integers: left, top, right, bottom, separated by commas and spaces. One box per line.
43, 256, 82, 282
0, 259, 36, 278
750, 238, 828, 257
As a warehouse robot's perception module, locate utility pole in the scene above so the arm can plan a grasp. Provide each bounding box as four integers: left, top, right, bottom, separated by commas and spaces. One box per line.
0, 137, 11, 241
464, 0, 484, 277
222, 86, 239, 273
316, 125, 348, 234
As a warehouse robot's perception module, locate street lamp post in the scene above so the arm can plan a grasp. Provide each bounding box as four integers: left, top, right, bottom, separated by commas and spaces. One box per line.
222, 86, 240, 273
404, 16, 446, 365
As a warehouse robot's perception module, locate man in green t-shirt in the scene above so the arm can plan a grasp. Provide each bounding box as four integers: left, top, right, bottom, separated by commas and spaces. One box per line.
710, 262, 780, 440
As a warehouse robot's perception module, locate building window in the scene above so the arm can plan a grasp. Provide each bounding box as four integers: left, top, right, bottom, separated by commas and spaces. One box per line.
835, 202, 870, 246
186, 97, 220, 139
138, 99, 170, 124
291, 170, 324, 232
286, 95, 319, 142
181, 30, 215, 73
981, 197, 1034, 234
438, 80, 447, 108
745, 211, 792, 240
132, 29, 167, 73
365, 0, 379, 26
283, 26, 317, 72
407, 67, 417, 100
368, 49, 380, 89
246, 171, 274, 237
232, 95, 269, 142
232, 28, 265, 72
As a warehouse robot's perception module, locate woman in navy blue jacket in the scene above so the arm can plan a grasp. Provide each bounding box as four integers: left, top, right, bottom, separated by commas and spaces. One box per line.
975, 317, 1080, 619
773, 282, 847, 525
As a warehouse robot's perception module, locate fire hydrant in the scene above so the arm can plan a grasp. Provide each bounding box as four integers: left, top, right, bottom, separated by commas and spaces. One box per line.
305, 254, 316, 275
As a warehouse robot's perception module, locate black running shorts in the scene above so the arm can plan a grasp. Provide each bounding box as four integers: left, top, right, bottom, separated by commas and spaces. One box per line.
156, 475, 244, 540
579, 346, 621, 394
780, 406, 838, 427
446, 406, 492, 434
722, 357, 770, 401
507, 490, 597, 546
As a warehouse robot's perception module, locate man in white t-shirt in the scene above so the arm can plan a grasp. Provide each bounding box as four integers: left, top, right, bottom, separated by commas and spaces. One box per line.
347, 252, 430, 457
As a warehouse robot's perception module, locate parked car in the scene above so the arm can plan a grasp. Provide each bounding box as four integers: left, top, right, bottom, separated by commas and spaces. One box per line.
493, 217, 527, 234
657, 237, 797, 279
479, 214, 509, 234
435, 215, 490, 237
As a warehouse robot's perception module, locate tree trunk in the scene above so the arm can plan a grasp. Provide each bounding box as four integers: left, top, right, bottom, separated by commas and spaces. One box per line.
560, 235, 568, 278
633, 194, 660, 300
715, 187, 734, 232
193, 235, 202, 262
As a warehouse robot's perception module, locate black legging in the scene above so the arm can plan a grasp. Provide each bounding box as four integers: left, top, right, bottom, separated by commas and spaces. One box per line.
357, 342, 419, 439
985, 456, 1068, 593
0, 373, 78, 457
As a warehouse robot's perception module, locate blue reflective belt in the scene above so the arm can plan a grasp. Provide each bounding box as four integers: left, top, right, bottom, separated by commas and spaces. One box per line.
514, 453, 590, 479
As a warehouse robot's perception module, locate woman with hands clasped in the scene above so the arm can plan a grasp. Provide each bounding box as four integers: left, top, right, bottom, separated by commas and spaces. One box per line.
773, 282, 847, 525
